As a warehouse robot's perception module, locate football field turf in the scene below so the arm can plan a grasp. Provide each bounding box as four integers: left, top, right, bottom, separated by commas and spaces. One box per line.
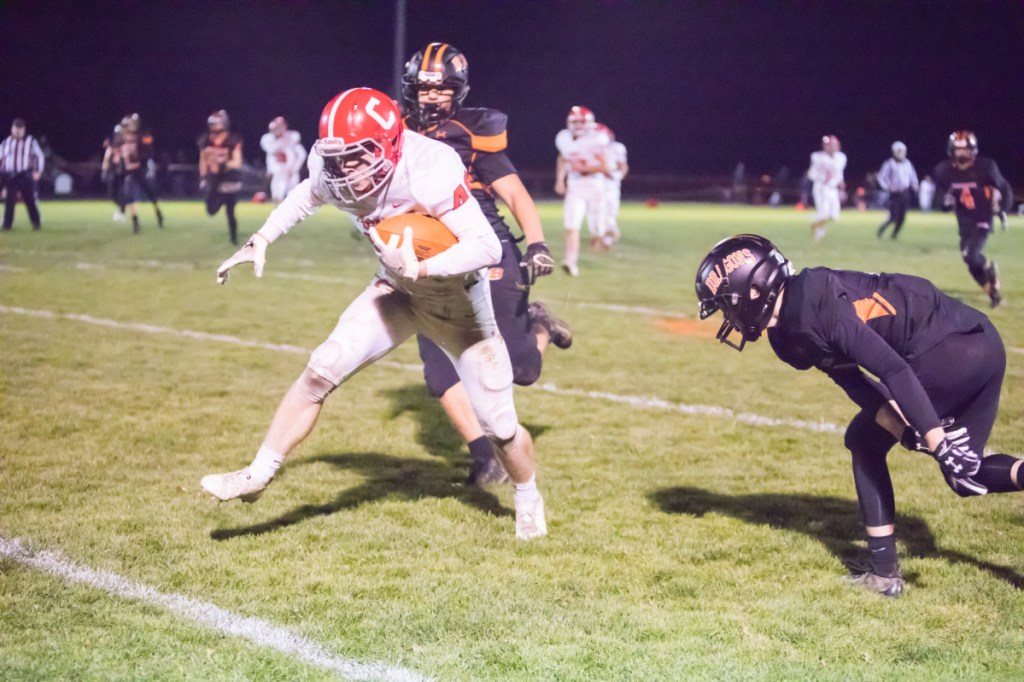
2, 200, 1023, 680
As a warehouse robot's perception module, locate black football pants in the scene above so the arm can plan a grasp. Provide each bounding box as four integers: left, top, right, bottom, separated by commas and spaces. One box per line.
2, 172, 41, 229
418, 237, 541, 398
847, 319, 1008, 528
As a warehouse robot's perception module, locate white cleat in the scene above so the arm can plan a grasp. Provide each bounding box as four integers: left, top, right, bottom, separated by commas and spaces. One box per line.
515, 495, 547, 540
561, 261, 579, 277
200, 468, 268, 503
113, 211, 126, 222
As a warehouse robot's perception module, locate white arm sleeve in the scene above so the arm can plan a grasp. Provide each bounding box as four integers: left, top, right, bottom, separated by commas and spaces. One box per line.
422, 194, 501, 277
256, 179, 324, 244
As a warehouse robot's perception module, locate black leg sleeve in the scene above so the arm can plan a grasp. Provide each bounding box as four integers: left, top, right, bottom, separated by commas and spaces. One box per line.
846, 409, 898, 528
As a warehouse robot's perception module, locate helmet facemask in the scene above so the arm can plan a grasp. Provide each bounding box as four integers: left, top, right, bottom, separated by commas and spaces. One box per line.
317, 138, 395, 203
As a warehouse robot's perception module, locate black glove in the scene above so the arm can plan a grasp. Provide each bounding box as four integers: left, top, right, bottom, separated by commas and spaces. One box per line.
520, 241, 555, 285
931, 436, 981, 478
900, 417, 961, 454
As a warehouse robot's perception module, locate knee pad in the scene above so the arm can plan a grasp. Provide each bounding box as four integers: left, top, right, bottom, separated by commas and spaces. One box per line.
459, 337, 518, 440
511, 349, 543, 387
295, 368, 336, 404
844, 409, 896, 454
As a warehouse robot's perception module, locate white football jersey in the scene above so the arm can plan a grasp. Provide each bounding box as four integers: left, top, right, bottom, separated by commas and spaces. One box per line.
256, 130, 500, 293
556, 128, 611, 178
260, 130, 306, 173
808, 150, 847, 188
607, 141, 628, 182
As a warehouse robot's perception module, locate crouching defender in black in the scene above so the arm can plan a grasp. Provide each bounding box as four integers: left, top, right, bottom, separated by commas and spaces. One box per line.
933, 130, 1013, 308
198, 110, 243, 244
402, 43, 571, 485
696, 234, 1024, 597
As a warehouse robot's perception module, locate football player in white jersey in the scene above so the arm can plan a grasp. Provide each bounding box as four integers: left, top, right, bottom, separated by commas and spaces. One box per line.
554, 106, 611, 276
260, 116, 307, 202
202, 88, 548, 540
807, 134, 847, 240
597, 123, 628, 248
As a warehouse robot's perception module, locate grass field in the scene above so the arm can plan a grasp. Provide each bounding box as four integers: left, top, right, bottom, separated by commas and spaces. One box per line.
2, 200, 1024, 680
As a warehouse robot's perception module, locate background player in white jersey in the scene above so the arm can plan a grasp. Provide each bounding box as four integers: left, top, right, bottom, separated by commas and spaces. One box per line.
597, 123, 628, 248
554, 106, 611, 276
807, 134, 847, 240
202, 88, 547, 540
260, 116, 306, 202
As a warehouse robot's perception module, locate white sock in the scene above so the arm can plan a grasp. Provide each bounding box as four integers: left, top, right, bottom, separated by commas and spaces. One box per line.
514, 474, 541, 507
248, 445, 284, 483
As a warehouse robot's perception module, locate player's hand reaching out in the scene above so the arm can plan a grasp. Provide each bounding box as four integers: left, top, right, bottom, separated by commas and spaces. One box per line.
369, 226, 420, 281
216, 233, 268, 285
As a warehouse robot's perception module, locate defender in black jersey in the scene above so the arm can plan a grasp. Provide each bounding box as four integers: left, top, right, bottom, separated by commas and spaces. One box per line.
696, 234, 1024, 597
115, 113, 164, 233
933, 131, 1013, 308
403, 42, 570, 485
198, 110, 244, 244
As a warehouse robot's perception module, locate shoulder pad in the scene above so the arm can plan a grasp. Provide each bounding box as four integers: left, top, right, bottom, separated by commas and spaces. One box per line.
451, 108, 508, 153
196, 134, 208, 148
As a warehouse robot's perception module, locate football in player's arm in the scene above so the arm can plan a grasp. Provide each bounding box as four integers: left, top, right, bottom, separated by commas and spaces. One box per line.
696, 234, 1024, 597
932, 130, 1013, 308
401, 42, 571, 486
203, 88, 548, 540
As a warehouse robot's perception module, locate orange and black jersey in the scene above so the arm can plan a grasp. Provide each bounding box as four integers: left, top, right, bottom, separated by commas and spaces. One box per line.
197, 131, 243, 175
933, 156, 1013, 225
768, 267, 989, 436
409, 107, 518, 237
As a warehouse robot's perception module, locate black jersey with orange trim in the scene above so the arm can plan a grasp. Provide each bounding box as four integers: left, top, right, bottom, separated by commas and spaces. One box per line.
409, 107, 518, 236
197, 131, 243, 175
767, 267, 988, 435
932, 156, 1013, 226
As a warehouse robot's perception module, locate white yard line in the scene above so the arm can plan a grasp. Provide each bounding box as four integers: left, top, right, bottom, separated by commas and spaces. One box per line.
1, 304, 840, 433
0, 537, 429, 682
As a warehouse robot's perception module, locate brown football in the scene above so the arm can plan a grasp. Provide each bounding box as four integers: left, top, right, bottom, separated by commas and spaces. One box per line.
373, 213, 457, 260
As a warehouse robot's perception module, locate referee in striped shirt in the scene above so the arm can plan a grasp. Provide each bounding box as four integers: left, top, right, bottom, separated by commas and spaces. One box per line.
1, 118, 45, 230
876, 141, 919, 240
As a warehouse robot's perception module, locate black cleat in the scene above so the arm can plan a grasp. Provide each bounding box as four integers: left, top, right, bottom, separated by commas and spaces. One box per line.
529, 301, 573, 349
988, 262, 1002, 308
842, 560, 904, 597
156, 209, 164, 228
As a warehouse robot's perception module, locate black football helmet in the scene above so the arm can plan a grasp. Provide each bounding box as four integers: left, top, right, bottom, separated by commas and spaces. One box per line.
695, 234, 793, 351
402, 42, 470, 128
947, 130, 978, 160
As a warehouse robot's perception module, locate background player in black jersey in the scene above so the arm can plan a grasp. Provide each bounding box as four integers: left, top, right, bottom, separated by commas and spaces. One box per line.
696, 234, 1024, 597
198, 110, 243, 244
114, 113, 164, 234
933, 130, 1013, 308
402, 42, 571, 485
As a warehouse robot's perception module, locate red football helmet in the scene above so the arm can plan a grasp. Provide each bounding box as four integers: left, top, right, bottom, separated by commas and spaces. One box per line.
567, 106, 595, 136
315, 88, 404, 202
595, 122, 615, 141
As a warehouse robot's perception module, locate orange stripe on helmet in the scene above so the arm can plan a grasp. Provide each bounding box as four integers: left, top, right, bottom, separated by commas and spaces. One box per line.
420, 43, 436, 71
433, 43, 449, 70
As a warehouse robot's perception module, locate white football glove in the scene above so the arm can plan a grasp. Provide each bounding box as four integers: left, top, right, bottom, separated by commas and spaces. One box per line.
216, 233, 268, 285
369, 226, 420, 281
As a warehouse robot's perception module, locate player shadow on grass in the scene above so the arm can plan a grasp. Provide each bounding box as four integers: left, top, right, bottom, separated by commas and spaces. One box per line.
210, 452, 511, 541
652, 487, 1024, 590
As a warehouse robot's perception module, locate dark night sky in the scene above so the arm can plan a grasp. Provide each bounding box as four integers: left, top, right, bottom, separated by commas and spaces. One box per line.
2, 1, 1023, 182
